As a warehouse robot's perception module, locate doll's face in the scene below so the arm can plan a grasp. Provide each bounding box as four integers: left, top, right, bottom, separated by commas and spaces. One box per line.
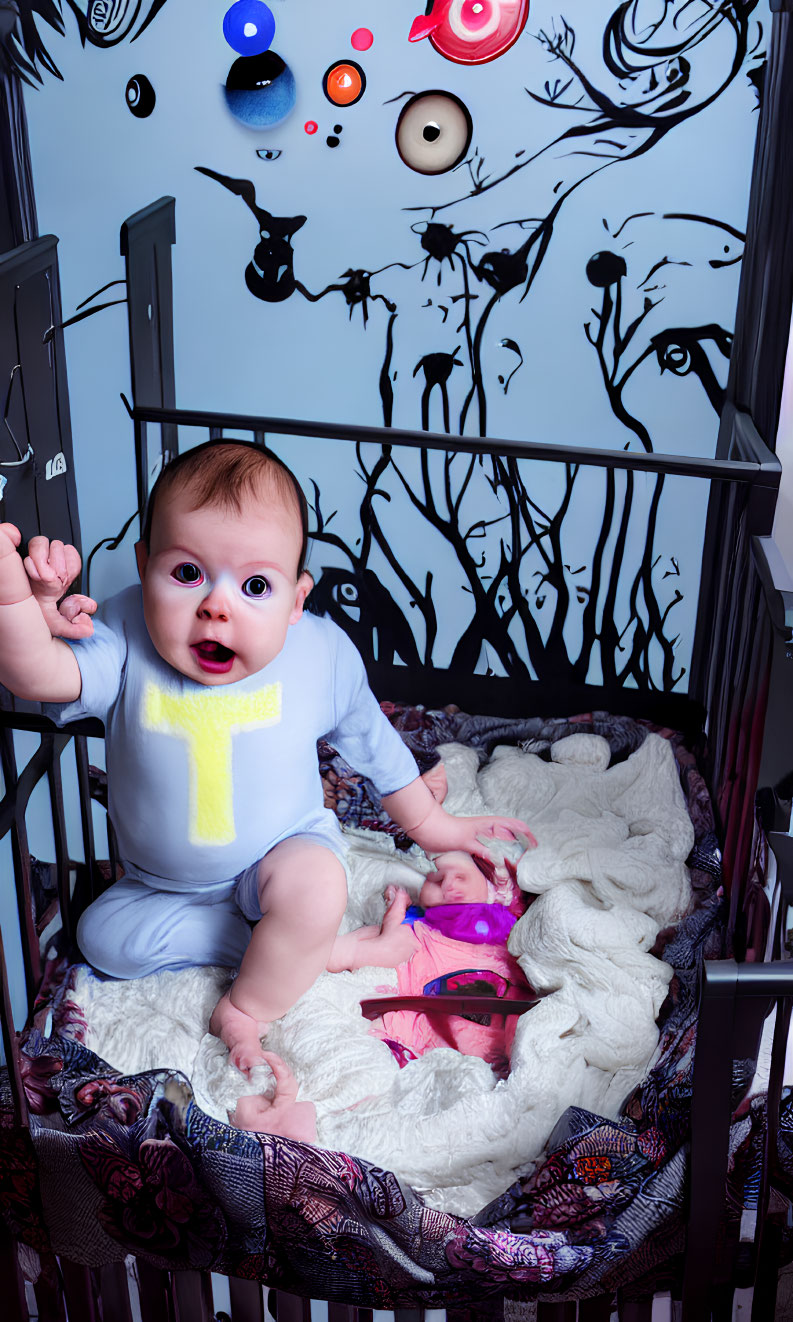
135, 487, 312, 685
419, 851, 489, 906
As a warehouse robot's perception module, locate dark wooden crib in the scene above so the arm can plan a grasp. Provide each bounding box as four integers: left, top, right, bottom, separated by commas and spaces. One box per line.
3, 23, 793, 1309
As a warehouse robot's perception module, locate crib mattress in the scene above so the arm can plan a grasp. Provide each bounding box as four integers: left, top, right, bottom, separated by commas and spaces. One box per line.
0, 707, 752, 1307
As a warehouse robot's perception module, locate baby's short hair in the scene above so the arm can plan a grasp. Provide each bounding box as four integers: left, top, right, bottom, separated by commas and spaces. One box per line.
141, 439, 309, 575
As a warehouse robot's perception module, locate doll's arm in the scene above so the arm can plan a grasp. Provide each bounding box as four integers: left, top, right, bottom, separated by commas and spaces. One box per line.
382, 777, 537, 857
0, 524, 82, 701
24, 536, 97, 640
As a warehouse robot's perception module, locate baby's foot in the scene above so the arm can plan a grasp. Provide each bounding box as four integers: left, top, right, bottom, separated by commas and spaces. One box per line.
209, 991, 271, 1076
421, 762, 448, 805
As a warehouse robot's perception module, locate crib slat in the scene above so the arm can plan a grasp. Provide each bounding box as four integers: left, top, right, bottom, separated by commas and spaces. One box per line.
272, 1290, 311, 1322
46, 747, 73, 947
97, 1261, 134, 1322
327, 1304, 357, 1322
73, 734, 101, 914
229, 1275, 266, 1322
136, 1258, 173, 1322
0, 1223, 30, 1321
536, 1305, 576, 1321
617, 1297, 653, 1322
60, 1259, 98, 1322
173, 1269, 215, 1322
32, 1254, 67, 1322
579, 1295, 614, 1320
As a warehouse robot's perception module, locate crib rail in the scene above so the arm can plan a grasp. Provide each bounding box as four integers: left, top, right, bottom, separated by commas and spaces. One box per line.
1, 1259, 682, 1322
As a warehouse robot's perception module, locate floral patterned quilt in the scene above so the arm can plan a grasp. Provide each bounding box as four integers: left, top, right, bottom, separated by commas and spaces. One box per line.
0, 707, 787, 1306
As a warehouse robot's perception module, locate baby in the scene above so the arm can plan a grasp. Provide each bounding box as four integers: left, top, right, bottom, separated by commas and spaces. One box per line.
0, 440, 535, 1076
232, 850, 533, 1140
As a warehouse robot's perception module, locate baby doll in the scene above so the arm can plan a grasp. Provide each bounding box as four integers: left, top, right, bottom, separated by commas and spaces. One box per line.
0, 440, 535, 1079
232, 850, 533, 1139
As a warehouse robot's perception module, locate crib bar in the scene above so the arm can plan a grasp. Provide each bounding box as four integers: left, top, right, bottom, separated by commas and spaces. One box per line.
327, 1306, 358, 1322
45, 751, 73, 949
0, 1218, 30, 1322
130, 402, 776, 488
33, 1254, 67, 1322
0, 725, 43, 1002
97, 1261, 134, 1322
0, 916, 29, 1125
73, 734, 101, 917
229, 1275, 267, 1322
135, 1259, 174, 1322
578, 1297, 613, 1320
616, 1298, 652, 1321
683, 962, 740, 1317
60, 1259, 99, 1322
173, 1269, 215, 1322
278, 1291, 312, 1322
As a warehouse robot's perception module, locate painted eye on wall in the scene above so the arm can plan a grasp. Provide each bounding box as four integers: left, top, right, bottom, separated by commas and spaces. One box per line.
395, 91, 472, 174
323, 61, 366, 107
224, 50, 296, 128
408, 0, 529, 65
125, 74, 156, 118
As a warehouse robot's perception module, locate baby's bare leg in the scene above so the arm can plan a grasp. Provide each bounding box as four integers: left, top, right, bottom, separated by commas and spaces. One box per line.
210, 838, 347, 1074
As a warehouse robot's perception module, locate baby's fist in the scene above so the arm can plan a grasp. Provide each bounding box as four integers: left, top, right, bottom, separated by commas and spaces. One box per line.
24, 536, 82, 599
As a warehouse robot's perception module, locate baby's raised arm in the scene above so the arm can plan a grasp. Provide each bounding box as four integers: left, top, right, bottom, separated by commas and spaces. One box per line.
0, 524, 82, 702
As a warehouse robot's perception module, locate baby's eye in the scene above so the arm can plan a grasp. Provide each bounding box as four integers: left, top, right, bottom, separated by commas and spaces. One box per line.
172, 563, 204, 585
242, 575, 272, 598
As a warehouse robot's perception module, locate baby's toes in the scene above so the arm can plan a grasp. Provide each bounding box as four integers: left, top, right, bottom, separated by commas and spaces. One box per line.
229, 1040, 268, 1076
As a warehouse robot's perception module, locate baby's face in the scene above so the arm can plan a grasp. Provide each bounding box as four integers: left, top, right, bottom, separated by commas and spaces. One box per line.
136, 488, 312, 684
419, 852, 489, 907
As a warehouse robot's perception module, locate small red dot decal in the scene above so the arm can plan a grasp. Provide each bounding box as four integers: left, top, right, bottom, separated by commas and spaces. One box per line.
304, 120, 318, 134
351, 27, 373, 51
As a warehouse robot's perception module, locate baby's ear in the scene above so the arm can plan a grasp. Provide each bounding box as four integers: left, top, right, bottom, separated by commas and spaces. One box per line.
289, 571, 313, 624
134, 541, 149, 581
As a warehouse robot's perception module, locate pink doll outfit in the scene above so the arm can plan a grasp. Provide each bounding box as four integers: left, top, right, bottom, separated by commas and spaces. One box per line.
370, 902, 532, 1077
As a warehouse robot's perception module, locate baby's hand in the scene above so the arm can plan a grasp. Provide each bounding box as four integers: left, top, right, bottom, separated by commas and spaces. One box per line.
24, 536, 96, 639
441, 815, 538, 858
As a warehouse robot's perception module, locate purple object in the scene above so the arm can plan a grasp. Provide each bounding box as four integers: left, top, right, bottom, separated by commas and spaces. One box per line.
417, 903, 517, 945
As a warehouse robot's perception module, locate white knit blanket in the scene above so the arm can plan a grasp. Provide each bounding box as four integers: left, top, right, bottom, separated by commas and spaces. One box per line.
70, 732, 692, 1217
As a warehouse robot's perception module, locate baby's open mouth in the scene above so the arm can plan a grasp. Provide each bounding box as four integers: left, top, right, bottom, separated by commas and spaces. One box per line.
191, 640, 236, 674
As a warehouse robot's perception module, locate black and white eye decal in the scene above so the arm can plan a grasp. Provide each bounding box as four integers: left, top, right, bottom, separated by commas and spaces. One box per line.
126, 74, 156, 118
256, 148, 282, 160
395, 91, 472, 175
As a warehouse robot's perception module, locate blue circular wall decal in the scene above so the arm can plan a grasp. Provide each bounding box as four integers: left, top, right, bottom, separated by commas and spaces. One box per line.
126, 74, 155, 118
224, 51, 296, 129
223, 0, 276, 57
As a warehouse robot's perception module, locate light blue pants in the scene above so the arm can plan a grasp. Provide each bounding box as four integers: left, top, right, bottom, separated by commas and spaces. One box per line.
77, 827, 349, 979
76, 870, 259, 979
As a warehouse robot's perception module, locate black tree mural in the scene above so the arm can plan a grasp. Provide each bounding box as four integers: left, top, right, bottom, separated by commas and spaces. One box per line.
9, 0, 763, 695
